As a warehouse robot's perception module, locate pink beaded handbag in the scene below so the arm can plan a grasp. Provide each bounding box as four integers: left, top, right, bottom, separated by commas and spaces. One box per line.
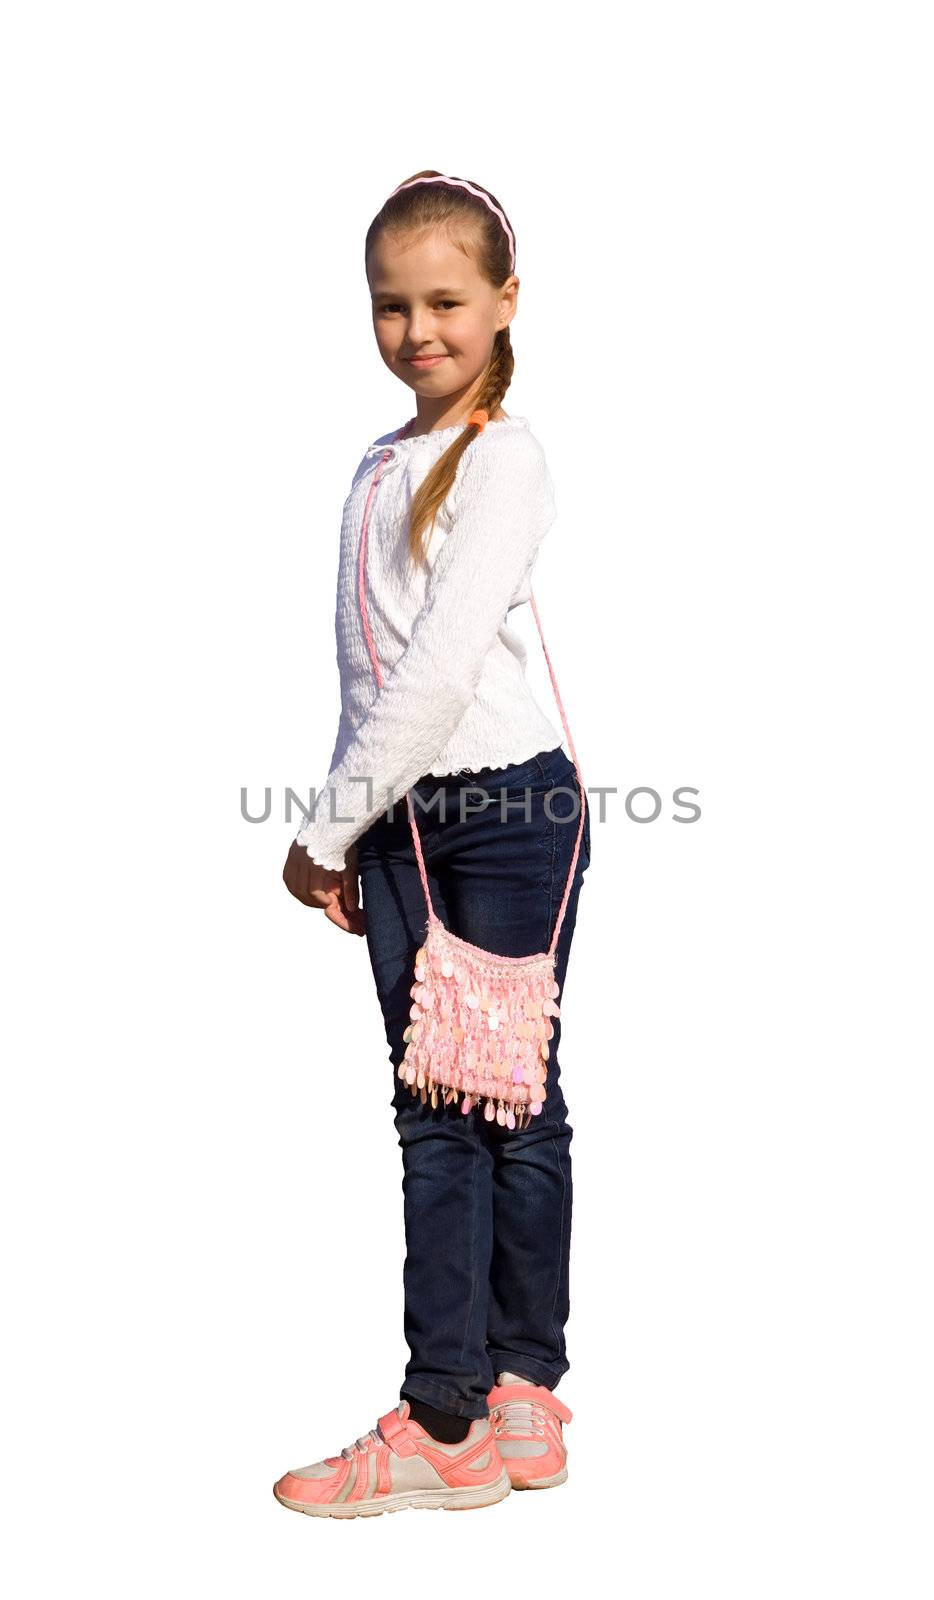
359, 418, 587, 1130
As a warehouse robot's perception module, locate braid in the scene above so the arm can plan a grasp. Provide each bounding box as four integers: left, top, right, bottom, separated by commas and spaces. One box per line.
405, 328, 515, 563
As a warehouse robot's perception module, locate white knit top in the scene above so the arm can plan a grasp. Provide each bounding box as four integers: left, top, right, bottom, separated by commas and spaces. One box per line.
295, 412, 564, 870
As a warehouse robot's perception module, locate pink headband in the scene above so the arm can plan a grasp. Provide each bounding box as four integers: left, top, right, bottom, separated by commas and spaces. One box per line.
386, 174, 516, 273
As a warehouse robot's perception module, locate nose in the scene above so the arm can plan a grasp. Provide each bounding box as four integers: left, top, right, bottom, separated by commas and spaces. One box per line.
404, 311, 437, 347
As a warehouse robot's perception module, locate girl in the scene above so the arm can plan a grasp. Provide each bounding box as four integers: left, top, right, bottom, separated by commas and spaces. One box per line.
275, 171, 591, 1518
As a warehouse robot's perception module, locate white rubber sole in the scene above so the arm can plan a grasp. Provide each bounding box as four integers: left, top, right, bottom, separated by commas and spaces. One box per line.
274, 1466, 512, 1519
508, 1464, 568, 1490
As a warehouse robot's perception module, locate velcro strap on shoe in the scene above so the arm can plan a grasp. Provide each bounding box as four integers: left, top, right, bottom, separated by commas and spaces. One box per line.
377, 1407, 418, 1457
488, 1382, 573, 1425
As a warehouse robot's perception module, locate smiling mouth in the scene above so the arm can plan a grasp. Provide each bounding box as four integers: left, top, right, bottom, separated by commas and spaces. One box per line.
407, 354, 448, 363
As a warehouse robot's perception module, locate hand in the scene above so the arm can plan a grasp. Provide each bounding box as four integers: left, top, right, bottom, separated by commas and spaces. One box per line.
282, 839, 365, 936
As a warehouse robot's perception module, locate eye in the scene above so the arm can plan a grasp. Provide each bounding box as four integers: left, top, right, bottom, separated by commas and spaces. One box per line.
376, 300, 461, 315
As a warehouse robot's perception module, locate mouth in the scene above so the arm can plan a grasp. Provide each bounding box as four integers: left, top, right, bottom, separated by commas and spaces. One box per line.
407, 355, 448, 368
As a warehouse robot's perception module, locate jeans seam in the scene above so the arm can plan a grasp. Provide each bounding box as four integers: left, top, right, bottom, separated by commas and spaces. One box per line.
547, 1125, 571, 1363
530, 755, 558, 927
456, 1137, 482, 1371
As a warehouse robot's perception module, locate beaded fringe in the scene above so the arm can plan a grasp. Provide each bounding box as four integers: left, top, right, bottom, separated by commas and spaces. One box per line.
395, 1059, 545, 1128
396, 926, 561, 1130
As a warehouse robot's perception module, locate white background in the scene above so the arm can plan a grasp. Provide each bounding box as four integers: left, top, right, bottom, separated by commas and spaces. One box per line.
3, 2, 931, 1595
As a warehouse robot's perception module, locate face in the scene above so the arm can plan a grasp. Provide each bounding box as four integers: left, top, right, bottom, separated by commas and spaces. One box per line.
368, 227, 518, 423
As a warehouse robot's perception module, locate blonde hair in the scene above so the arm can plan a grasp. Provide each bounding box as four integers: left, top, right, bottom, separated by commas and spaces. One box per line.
366, 171, 517, 564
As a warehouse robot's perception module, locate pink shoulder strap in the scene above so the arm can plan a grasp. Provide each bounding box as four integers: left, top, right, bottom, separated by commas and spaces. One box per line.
357, 419, 587, 957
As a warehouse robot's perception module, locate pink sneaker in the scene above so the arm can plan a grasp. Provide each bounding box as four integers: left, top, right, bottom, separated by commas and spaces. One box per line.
273, 1399, 512, 1518
487, 1371, 572, 1490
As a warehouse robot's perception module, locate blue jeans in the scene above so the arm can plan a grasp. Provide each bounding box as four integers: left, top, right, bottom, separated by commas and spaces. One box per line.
355, 743, 592, 1419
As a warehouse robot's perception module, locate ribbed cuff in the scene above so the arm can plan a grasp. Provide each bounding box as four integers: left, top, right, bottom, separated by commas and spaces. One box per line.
293, 824, 347, 872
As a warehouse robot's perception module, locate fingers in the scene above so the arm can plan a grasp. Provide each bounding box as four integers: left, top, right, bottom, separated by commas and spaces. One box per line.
342, 855, 360, 913
283, 841, 340, 909
326, 891, 366, 935
323, 885, 366, 936
339, 855, 365, 934
282, 848, 314, 907
282, 842, 365, 934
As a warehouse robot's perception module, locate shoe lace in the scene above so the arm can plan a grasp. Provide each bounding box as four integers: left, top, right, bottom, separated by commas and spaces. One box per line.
337, 1401, 403, 1460
338, 1426, 381, 1460
492, 1399, 548, 1437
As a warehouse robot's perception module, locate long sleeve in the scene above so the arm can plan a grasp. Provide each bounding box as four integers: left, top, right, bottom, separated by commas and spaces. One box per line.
295, 425, 557, 870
